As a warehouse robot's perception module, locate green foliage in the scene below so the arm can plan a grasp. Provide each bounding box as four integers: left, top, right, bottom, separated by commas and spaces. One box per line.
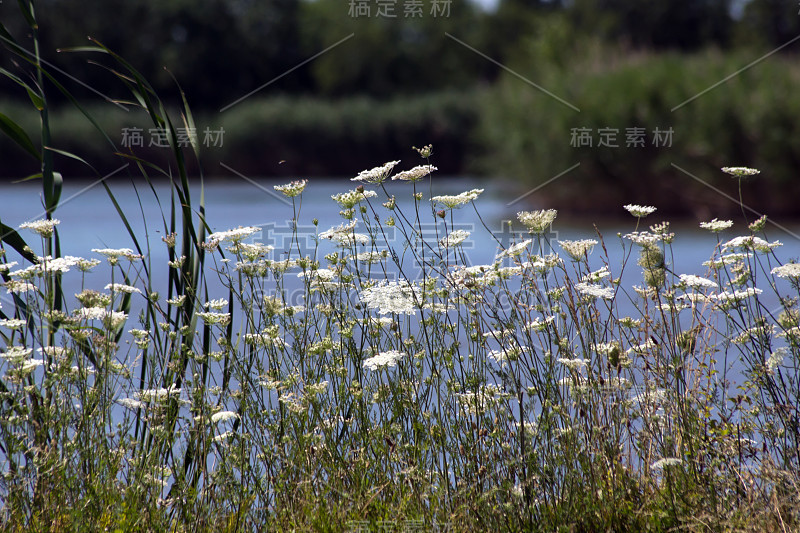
475, 46, 800, 215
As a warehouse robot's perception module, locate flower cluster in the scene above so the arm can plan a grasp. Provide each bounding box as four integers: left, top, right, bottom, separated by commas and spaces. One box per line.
517, 209, 557, 234
431, 189, 483, 209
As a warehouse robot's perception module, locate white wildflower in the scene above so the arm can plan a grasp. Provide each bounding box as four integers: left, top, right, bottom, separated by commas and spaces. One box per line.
559, 239, 597, 261
360, 280, 419, 315
117, 398, 144, 410
558, 357, 588, 370
391, 165, 437, 182
575, 282, 615, 300
431, 189, 483, 209
496, 239, 531, 260
363, 350, 406, 371
274, 179, 307, 198
205, 298, 229, 310
211, 411, 240, 423
624, 204, 657, 218
105, 283, 142, 294
517, 209, 557, 234
196, 312, 231, 326
699, 219, 733, 232
206, 226, 259, 245
722, 235, 781, 253
352, 161, 400, 184
721, 167, 759, 177
771, 263, 800, 279
19, 218, 60, 237
678, 274, 717, 290
331, 189, 377, 209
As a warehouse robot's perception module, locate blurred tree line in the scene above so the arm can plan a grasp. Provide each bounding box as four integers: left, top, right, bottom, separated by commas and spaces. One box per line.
1, 0, 797, 108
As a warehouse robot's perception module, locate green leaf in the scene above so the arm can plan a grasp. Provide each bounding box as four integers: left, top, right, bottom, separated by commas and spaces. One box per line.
0, 220, 37, 263
0, 112, 41, 161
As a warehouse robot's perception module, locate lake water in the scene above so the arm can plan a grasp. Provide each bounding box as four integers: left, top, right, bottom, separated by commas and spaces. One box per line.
1, 176, 796, 279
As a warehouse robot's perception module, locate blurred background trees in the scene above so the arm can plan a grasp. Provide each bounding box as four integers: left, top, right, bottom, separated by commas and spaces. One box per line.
2, 0, 799, 215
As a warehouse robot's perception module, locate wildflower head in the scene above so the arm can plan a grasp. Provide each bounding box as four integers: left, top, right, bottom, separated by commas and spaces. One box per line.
699, 219, 732, 233
722, 166, 760, 178
352, 161, 400, 184
391, 165, 437, 182
413, 144, 433, 158
623, 204, 656, 218
558, 239, 597, 261
274, 179, 308, 198
517, 210, 557, 235
19, 219, 60, 238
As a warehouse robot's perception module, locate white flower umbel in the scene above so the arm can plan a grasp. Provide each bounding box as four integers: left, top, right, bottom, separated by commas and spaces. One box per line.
575, 282, 615, 300
391, 165, 437, 182
274, 179, 307, 198
559, 239, 597, 261
19, 218, 60, 237
360, 280, 419, 315
721, 166, 760, 178
211, 410, 240, 423
331, 189, 377, 209
699, 219, 733, 232
351, 160, 400, 184
105, 283, 142, 294
678, 274, 717, 290
517, 209, 557, 234
558, 357, 589, 370
363, 350, 406, 371
771, 263, 800, 279
439, 229, 470, 248
206, 226, 259, 245
722, 235, 782, 253
431, 189, 483, 209
496, 239, 532, 260
623, 204, 657, 218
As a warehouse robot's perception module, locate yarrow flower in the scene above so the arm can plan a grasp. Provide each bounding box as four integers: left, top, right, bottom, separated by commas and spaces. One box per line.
431, 189, 483, 209
19, 218, 60, 237
771, 263, 800, 279
624, 204, 657, 218
391, 165, 437, 182
351, 161, 400, 184
517, 209, 557, 234
363, 350, 406, 371
274, 179, 308, 198
559, 239, 597, 261
699, 219, 733, 233
722, 166, 760, 178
